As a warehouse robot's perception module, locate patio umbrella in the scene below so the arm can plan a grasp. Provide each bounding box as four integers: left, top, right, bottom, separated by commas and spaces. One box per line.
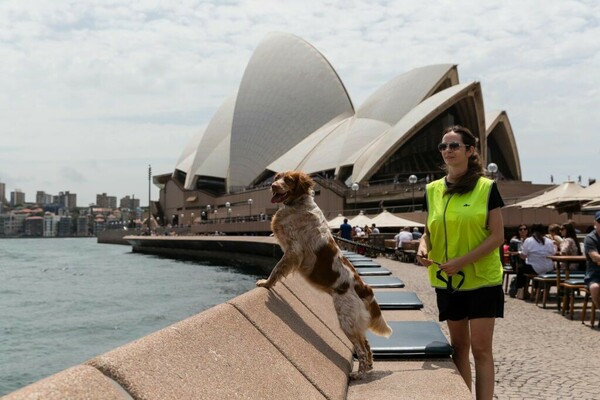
349, 211, 372, 227
370, 210, 424, 228
508, 181, 592, 218
327, 214, 347, 230
580, 182, 600, 211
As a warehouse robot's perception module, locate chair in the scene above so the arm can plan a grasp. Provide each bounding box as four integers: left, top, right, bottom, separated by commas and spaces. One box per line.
560, 278, 586, 319
502, 264, 515, 294
533, 272, 585, 308
581, 288, 598, 328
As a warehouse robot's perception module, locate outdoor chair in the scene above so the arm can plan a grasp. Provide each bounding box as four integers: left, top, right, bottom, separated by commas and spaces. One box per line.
533, 272, 585, 308
502, 264, 515, 294
560, 278, 586, 319
581, 288, 598, 328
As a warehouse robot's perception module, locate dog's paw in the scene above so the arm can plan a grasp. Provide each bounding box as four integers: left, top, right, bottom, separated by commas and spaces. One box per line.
349, 371, 365, 380
256, 279, 270, 288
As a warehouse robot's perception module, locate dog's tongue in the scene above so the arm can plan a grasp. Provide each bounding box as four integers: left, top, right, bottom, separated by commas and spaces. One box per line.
271, 193, 287, 203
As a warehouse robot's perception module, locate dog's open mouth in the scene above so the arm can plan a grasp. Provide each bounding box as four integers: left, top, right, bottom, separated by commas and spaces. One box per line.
271, 192, 289, 203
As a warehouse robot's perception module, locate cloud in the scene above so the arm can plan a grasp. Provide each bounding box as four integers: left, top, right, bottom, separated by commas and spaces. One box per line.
0, 0, 598, 205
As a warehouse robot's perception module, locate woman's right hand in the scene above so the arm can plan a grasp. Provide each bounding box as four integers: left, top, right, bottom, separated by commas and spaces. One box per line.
416, 252, 433, 267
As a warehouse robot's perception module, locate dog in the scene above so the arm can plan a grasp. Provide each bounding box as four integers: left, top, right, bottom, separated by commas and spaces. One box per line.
256, 170, 392, 379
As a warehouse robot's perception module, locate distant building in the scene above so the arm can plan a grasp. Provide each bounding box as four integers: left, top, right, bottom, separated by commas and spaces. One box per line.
76, 215, 88, 237
96, 193, 117, 209
120, 195, 140, 210
57, 191, 77, 211
10, 190, 25, 207
57, 216, 73, 237
1, 213, 26, 236
36, 191, 54, 206
0, 181, 6, 204
43, 212, 60, 237
24, 216, 44, 237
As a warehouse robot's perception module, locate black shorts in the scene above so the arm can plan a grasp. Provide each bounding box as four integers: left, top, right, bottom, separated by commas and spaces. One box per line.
435, 285, 504, 321
585, 269, 600, 288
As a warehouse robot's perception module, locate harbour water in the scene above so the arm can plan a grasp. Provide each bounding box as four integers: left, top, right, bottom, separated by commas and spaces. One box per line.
0, 238, 261, 396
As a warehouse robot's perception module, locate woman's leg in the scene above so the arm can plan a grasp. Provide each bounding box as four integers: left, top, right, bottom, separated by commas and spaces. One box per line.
447, 319, 472, 391
470, 317, 496, 400
516, 263, 534, 288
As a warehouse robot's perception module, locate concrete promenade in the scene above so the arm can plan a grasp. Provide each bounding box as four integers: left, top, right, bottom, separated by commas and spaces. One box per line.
371, 257, 600, 400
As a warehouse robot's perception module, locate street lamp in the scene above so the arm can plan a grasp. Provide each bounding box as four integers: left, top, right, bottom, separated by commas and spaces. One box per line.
180, 213, 184, 228
248, 198, 253, 221
190, 212, 194, 226
351, 183, 359, 210
206, 205, 211, 222
487, 163, 498, 181
408, 174, 418, 212
225, 202, 231, 222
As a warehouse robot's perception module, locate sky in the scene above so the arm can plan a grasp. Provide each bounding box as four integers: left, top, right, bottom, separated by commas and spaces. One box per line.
0, 0, 598, 207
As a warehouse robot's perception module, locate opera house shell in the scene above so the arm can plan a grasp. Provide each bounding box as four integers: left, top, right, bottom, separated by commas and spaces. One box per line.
156, 32, 524, 228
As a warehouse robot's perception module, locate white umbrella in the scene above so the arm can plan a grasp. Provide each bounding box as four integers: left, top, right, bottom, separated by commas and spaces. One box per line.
327, 214, 347, 230
580, 182, 600, 210
349, 211, 372, 227
508, 181, 592, 217
370, 210, 424, 228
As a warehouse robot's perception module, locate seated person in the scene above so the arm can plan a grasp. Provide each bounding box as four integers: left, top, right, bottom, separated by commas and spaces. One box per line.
517, 224, 556, 298
584, 212, 600, 310
394, 226, 413, 249
411, 227, 422, 240
559, 223, 582, 271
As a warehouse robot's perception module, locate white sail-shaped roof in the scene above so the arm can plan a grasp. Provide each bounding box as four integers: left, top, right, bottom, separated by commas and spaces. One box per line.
356, 64, 458, 124
266, 64, 459, 176
351, 82, 480, 183
183, 94, 236, 189
228, 32, 354, 189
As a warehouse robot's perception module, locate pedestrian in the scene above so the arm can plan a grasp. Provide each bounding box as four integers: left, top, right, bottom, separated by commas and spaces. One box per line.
339, 218, 352, 240
416, 125, 505, 399
584, 211, 600, 311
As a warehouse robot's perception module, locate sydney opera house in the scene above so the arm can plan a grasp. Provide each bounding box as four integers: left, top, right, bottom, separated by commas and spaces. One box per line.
152, 32, 551, 234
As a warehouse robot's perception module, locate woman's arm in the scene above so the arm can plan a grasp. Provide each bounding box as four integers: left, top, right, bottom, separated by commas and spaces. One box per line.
440, 207, 505, 276
417, 223, 433, 267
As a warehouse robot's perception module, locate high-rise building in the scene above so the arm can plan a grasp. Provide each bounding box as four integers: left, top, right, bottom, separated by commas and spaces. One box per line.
10, 190, 25, 207
36, 191, 54, 206
0, 182, 6, 204
96, 193, 117, 209
119, 195, 140, 210
57, 191, 77, 210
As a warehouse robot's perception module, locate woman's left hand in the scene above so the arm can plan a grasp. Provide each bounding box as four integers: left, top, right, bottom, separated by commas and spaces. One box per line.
439, 258, 464, 276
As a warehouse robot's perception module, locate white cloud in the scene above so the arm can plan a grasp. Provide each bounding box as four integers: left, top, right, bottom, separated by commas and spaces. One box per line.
0, 0, 598, 205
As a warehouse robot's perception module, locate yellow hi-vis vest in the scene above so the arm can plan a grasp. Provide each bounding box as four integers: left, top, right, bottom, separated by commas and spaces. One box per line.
426, 176, 502, 290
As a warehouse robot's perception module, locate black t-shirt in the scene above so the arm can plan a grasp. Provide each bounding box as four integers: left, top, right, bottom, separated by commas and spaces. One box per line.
422, 179, 504, 212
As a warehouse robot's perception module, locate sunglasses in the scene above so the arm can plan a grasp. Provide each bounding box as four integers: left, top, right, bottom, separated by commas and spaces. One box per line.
437, 142, 469, 152
519, 228, 528, 231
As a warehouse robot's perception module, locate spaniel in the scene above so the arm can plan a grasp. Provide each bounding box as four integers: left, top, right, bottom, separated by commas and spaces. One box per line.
256, 170, 392, 379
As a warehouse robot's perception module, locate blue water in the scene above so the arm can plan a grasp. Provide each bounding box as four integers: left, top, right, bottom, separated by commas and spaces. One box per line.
0, 238, 261, 396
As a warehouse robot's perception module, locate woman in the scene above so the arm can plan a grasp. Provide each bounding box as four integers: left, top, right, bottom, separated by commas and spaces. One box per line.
559, 223, 581, 271
547, 223, 564, 251
417, 125, 504, 400
517, 224, 556, 295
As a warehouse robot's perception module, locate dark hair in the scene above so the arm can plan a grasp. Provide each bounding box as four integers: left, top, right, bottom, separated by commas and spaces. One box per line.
441, 125, 484, 195
531, 224, 547, 245
561, 223, 581, 254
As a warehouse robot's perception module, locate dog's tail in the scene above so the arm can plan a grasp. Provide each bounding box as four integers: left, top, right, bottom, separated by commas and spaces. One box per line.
368, 299, 393, 338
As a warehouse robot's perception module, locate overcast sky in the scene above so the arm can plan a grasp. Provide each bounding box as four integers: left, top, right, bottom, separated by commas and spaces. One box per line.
0, 0, 598, 206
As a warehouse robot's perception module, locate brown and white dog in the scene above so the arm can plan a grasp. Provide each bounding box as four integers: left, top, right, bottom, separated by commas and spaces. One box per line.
256, 170, 392, 378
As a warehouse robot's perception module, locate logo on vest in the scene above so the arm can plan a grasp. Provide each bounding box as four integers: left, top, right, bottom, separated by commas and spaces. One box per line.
463, 203, 470, 207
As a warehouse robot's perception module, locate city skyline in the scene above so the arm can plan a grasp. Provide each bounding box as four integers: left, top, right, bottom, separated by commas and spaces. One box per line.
0, 1, 598, 206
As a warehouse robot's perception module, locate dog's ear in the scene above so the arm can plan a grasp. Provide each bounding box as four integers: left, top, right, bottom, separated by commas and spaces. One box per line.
295, 171, 315, 195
